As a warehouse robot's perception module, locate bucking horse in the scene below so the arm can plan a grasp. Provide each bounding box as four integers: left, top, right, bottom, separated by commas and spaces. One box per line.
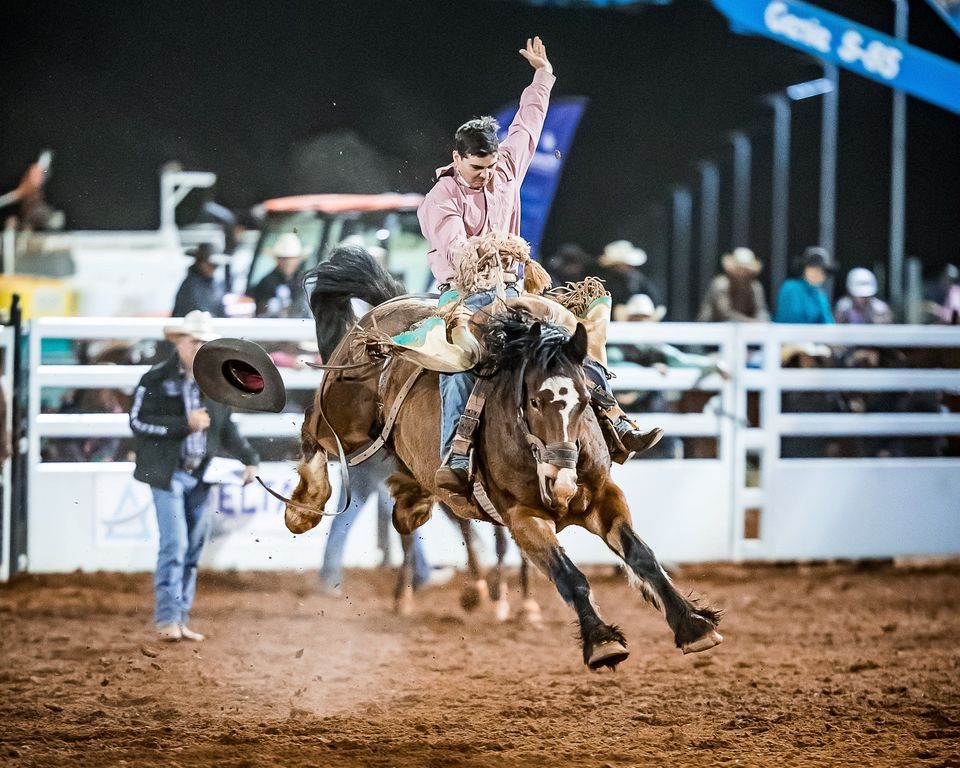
195, 243, 723, 670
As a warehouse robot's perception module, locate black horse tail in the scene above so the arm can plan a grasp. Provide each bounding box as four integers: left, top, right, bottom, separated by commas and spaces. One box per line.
302, 244, 406, 361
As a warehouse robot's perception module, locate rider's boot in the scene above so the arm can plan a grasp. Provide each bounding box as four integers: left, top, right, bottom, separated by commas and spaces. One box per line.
435, 452, 471, 494
611, 418, 665, 461
589, 383, 664, 464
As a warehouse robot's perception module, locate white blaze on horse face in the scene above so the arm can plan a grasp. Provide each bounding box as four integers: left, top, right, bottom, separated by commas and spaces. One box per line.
539, 375, 578, 441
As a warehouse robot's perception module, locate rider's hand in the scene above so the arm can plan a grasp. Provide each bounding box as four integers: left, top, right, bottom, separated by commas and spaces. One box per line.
187, 408, 210, 432
519, 36, 552, 75
242, 465, 258, 485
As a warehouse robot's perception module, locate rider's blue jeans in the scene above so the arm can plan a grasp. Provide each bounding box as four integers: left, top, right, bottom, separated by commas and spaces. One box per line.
439, 288, 518, 461
150, 470, 211, 626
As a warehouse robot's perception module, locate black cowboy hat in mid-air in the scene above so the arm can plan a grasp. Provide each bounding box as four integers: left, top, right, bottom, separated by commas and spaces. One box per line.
193, 338, 286, 413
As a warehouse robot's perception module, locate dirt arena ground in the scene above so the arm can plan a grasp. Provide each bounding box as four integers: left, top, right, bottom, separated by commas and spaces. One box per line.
1, 561, 958, 767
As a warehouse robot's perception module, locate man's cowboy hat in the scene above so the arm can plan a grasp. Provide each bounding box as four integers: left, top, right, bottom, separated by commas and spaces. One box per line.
599, 240, 647, 267
722, 246, 762, 275
163, 310, 220, 341
193, 338, 287, 412
272, 232, 307, 259
185, 243, 229, 266
780, 342, 832, 365
614, 293, 666, 322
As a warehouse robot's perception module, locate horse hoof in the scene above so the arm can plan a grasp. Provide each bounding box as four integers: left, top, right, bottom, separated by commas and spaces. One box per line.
588, 641, 629, 670
682, 630, 723, 654
520, 598, 543, 627
494, 596, 511, 623
459, 579, 491, 613
395, 586, 414, 617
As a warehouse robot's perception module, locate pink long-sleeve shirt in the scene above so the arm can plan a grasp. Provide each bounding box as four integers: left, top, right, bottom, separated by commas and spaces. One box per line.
418, 68, 556, 284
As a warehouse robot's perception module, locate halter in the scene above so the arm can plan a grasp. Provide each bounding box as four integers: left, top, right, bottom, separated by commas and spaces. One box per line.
514, 358, 580, 508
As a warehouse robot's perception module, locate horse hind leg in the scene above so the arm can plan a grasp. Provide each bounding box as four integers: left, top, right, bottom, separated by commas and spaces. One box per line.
507, 511, 628, 670
386, 467, 434, 535
519, 556, 543, 627
589, 484, 722, 654
445, 507, 490, 613
489, 526, 510, 622
394, 534, 416, 616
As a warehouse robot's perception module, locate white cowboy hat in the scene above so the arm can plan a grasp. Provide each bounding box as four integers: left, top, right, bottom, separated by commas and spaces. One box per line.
722, 246, 762, 274
599, 240, 647, 267
614, 293, 666, 322
272, 232, 307, 259
780, 342, 832, 364
163, 309, 220, 342
846, 267, 878, 298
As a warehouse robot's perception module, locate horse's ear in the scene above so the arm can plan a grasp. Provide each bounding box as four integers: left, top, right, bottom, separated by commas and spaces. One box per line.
568, 323, 588, 363
529, 321, 542, 342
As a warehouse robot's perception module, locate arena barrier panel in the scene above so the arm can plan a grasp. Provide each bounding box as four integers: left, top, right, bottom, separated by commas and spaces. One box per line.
22, 317, 960, 574
1, 325, 15, 582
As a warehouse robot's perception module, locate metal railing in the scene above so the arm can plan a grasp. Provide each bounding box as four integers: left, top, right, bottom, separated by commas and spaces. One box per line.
21, 317, 960, 569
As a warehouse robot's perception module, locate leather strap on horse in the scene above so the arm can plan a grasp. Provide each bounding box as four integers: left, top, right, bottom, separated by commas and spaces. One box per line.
450, 379, 490, 458
525, 434, 579, 469
348, 366, 425, 466
471, 480, 505, 526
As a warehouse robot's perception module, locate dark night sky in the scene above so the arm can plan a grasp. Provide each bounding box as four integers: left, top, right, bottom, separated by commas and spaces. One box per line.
2, 0, 959, 294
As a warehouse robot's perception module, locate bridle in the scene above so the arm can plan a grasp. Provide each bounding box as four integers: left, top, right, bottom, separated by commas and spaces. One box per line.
514, 358, 580, 508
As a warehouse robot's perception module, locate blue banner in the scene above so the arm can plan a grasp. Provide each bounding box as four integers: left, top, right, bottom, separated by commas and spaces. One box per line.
495, 97, 587, 258
712, 0, 960, 115
926, 0, 960, 39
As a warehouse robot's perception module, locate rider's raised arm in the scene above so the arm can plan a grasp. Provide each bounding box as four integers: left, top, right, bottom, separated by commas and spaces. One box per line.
500, 37, 556, 182
418, 192, 468, 285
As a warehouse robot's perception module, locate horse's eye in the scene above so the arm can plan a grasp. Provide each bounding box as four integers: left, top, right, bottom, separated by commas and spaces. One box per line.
529, 398, 539, 409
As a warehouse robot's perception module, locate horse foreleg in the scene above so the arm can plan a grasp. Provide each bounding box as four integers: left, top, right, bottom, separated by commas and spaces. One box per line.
394, 533, 415, 616
584, 483, 723, 654
507, 511, 627, 670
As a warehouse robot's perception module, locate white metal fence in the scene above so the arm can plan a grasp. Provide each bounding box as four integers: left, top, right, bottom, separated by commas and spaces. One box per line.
1, 325, 14, 582
16, 317, 960, 576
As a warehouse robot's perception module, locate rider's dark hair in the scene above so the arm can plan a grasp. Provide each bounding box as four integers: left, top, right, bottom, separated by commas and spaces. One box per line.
455, 116, 500, 157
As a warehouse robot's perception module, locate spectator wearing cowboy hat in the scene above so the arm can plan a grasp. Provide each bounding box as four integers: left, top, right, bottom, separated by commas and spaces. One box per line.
249, 232, 311, 318
774, 246, 836, 324
698, 247, 770, 322
172, 244, 228, 318
834, 268, 893, 324
598, 240, 662, 309
130, 310, 259, 643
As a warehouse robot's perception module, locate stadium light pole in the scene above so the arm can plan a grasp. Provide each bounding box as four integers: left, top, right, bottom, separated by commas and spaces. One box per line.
671, 186, 693, 320
698, 160, 720, 316
764, 74, 836, 294
818, 62, 839, 264
730, 131, 752, 248
889, 0, 908, 318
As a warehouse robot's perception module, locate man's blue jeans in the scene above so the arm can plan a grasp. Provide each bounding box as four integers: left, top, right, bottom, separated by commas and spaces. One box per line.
150, 470, 211, 626
320, 454, 430, 589
439, 288, 518, 461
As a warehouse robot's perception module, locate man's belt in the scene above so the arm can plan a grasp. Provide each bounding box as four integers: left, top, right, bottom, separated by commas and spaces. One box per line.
181, 456, 203, 473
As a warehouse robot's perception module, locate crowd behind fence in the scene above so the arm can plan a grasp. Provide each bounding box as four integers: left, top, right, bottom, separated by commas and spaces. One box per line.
4, 317, 960, 577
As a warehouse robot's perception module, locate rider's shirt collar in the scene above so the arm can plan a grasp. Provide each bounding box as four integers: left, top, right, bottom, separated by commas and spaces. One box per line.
435, 162, 494, 192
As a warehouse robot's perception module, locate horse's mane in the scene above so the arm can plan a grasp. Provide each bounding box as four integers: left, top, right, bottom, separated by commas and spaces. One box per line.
302, 245, 405, 360
476, 307, 577, 378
